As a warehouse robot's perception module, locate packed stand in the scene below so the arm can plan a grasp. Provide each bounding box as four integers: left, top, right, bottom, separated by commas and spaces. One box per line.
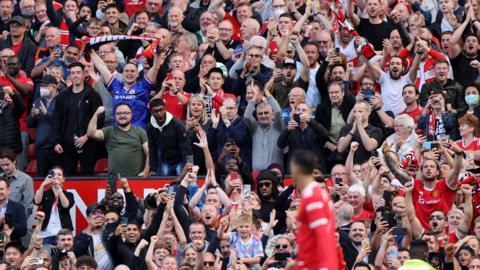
1, 0, 480, 269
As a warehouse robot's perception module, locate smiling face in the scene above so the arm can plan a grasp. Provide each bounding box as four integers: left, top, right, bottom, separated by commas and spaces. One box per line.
115, 104, 132, 128
122, 63, 139, 85
434, 62, 449, 82
69, 66, 85, 86
349, 222, 367, 244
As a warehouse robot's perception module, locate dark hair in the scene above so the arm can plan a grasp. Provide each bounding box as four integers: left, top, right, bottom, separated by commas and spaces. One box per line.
149, 98, 165, 109
76, 255, 97, 269
66, 44, 80, 51
57, 228, 73, 238
304, 41, 319, 50
353, 262, 372, 270
0, 148, 16, 162
410, 239, 429, 261
115, 102, 132, 111
290, 150, 318, 175
0, 177, 9, 188
4, 242, 25, 254
207, 67, 224, 78
68, 61, 85, 70
105, 3, 119, 11
402, 84, 419, 96
330, 62, 346, 73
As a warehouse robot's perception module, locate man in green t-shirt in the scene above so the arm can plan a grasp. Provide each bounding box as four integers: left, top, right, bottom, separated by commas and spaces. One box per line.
87, 104, 149, 176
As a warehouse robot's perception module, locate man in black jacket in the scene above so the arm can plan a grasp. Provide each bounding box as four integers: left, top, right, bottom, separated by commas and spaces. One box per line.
0, 86, 23, 154
0, 16, 36, 76
315, 82, 355, 169
147, 98, 190, 176
0, 177, 27, 242
52, 62, 103, 175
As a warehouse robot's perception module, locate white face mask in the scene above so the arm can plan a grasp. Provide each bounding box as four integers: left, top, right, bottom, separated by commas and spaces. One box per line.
40, 87, 50, 98
273, 8, 285, 18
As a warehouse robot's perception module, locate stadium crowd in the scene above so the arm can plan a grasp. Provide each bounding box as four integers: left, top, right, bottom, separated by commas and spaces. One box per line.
2, 0, 480, 269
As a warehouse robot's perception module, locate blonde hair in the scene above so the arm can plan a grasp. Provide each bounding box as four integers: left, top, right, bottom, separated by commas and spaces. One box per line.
186, 95, 208, 125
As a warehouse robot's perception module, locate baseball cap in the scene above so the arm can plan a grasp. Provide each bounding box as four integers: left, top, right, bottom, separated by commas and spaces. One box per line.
9, 16, 25, 26
39, 75, 58, 85
86, 203, 106, 216
282, 58, 297, 68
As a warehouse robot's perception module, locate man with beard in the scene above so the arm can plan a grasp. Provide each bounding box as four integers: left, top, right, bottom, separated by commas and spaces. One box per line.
0, 16, 36, 75
400, 84, 422, 123
87, 104, 149, 177
340, 220, 368, 269
270, 34, 310, 109
0, 55, 33, 169
383, 142, 463, 229
255, 170, 279, 222
109, 221, 143, 267
447, 7, 480, 87
366, 51, 421, 116
245, 87, 284, 171
348, 0, 395, 50
405, 181, 473, 244
419, 60, 466, 115
91, 47, 165, 129
72, 203, 114, 270
383, 29, 412, 71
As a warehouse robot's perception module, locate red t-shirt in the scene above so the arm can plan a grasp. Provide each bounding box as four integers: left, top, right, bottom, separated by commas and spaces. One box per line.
161, 91, 191, 121
352, 208, 374, 222
400, 106, 423, 123
412, 179, 456, 229
11, 39, 23, 55
296, 181, 339, 270
455, 137, 480, 152
0, 75, 33, 131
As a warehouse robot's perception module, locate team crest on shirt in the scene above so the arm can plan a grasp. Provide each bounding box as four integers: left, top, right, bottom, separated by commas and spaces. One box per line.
431, 189, 439, 197
129, 89, 136, 95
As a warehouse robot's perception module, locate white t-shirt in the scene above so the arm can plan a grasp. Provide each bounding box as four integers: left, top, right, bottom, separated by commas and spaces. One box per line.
378, 71, 412, 115
92, 232, 113, 270
41, 204, 62, 238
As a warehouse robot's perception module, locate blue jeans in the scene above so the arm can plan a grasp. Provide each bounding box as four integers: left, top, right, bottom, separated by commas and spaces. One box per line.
157, 162, 184, 176
16, 132, 29, 170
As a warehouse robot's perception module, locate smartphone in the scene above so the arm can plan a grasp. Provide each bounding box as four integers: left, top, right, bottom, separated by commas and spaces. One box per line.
186, 155, 194, 165
335, 47, 340, 54
274, 252, 290, 261
422, 141, 439, 150
388, 249, 398, 258
54, 45, 63, 57
293, 113, 300, 123
335, 177, 343, 185
381, 211, 396, 229
230, 171, 238, 180
227, 138, 236, 146
31, 257, 44, 265
4, 213, 12, 228
362, 90, 375, 101
107, 174, 117, 193
120, 216, 129, 225
166, 72, 173, 81
383, 191, 393, 208
243, 184, 251, 198
167, 186, 174, 195
47, 170, 54, 178
394, 226, 407, 236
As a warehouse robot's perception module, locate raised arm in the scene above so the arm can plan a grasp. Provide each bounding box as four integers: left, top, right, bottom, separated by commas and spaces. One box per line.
86, 106, 105, 141
408, 50, 422, 83
446, 144, 464, 189
382, 143, 412, 184
448, 6, 473, 59
363, 54, 382, 82
291, 34, 310, 82
404, 181, 424, 238
90, 51, 114, 84
457, 184, 473, 238
347, 0, 361, 27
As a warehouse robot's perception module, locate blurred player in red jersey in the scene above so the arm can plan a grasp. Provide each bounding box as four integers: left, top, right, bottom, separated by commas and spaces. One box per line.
290, 150, 339, 270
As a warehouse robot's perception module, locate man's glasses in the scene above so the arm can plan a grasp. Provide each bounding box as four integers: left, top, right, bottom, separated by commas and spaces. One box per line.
258, 182, 271, 188
203, 261, 215, 266
116, 111, 131, 116
429, 215, 445, 221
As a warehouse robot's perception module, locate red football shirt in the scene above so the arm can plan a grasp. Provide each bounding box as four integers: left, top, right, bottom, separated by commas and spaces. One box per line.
161, 91, 191, 121
296, 181, 338, 270
412, 179, 456, 229
400, 106, 423, 123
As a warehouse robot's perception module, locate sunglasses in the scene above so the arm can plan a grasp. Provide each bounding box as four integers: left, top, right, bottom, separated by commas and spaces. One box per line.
275, 244, 289, 249
203, 261, 215, 266
429, 215, 445, 221
258, 182, 271, 188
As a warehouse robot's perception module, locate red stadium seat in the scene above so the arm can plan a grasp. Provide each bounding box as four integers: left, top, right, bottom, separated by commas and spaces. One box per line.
94, 159, 109, 174
26, 160, 37, 176
27, 144, 36, 159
